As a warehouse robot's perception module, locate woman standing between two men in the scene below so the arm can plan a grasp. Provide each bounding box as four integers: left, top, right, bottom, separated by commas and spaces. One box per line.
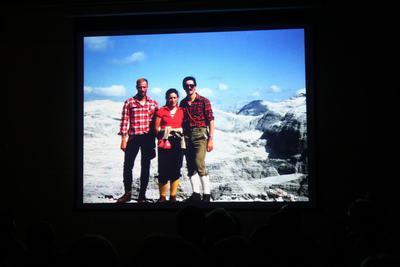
154, 88, 185, 202
155, 76, 215, 203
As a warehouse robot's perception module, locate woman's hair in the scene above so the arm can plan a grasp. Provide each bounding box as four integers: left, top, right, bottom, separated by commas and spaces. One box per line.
166, 88, 179, 98
165, 88, 179, 106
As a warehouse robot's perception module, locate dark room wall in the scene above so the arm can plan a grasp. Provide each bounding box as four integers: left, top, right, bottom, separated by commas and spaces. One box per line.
2, 1, 397, 266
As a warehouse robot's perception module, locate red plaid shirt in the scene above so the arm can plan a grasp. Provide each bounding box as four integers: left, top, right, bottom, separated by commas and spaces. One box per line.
180, 94, 214, 129
118, 95, 158, 136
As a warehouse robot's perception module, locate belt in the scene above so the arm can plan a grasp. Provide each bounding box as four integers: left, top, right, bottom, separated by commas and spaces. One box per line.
187, 127, 207, 131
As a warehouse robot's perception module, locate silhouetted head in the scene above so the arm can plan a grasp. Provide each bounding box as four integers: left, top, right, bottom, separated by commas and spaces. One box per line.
66, 234, 119, 267
0, 208, 16, 237
176, 205, 205, 244
25, 221, 55, 251
347, 198, 378, 234
135, 232, 201, 267
205, 208, 239, 246
210, 235, 251, 267
268, 204, 302, 234
361, 253, 400, 267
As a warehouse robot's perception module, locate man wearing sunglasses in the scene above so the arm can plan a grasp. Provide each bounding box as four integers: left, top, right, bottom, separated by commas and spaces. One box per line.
180, 76, 215, 202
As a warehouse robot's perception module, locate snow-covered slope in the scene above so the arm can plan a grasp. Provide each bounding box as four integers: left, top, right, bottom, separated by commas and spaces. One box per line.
83, 96, 308, 203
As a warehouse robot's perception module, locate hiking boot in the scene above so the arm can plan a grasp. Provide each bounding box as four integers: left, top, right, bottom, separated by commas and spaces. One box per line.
169, 195, 177, 202
137, 195, 146, 203
202, 194, 211, 202
116, 191, 131, 203
157, 196, 167, 203
185, 192, 201, 203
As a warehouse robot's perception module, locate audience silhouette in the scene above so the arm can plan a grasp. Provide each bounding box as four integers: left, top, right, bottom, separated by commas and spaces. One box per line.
209, 234, 251, 267
249, 204, 322, 267
175, 205, 206, 248
64, 234, 120, 267
342, 197, 389, 267
203, 207, 240, 248
134, 232, 202, 267
361, 253, 400, 267
2, 195, 397, 267
0, 209, 26, 267
25, 221, 58, 267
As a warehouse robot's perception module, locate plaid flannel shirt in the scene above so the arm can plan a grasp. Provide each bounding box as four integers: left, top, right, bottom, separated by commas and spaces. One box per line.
180, 94, 214, 129
118, 95, 158, 136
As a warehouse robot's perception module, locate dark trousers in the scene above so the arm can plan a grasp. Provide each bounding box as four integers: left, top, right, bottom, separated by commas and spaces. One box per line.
123, 133, 155, 198
157, 137, 183, 183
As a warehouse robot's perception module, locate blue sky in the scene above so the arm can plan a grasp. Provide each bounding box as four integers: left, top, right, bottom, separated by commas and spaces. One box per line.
84, 28, 306, 111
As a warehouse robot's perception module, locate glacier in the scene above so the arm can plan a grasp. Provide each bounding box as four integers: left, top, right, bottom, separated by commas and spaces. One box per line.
83, 94, 308, 203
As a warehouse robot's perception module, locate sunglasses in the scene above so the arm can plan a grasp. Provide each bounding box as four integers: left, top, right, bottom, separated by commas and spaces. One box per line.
185, 84, 196, 88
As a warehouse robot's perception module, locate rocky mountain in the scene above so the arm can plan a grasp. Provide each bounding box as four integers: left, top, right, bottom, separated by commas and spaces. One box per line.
237, 100, 270, 116
240, 91, 307, 166
83, 92, 308, 203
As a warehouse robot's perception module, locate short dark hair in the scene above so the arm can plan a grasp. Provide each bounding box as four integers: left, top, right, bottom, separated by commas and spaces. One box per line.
165, 88, 179, 99
182, 76, 196, 88
165, 88, 179, 106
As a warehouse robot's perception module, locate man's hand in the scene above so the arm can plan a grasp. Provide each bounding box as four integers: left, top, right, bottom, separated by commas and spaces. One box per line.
207, 138, 214, 152
120, 138, 127, 152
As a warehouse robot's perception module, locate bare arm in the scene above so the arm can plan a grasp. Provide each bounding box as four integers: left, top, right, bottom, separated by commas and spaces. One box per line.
207, 120, 214, 152
154, 116, 161, 137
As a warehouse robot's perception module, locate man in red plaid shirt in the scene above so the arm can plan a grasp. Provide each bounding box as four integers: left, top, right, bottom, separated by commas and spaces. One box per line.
180, 76, 215, 202
116, 77, 158, 203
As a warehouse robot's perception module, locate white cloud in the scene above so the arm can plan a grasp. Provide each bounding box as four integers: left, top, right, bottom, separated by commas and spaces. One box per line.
84, 86, 93, 94
112, 51, 146, 64
297, 88, 306, 95
84, 37, 112, 52
198, 87, 213, 97
218, 83, 229, 90
251, 91, 260, 97
94, 85, 126, 97
125, 52, 146, 63
270, 85, 281, 93
151, 87, 162, 95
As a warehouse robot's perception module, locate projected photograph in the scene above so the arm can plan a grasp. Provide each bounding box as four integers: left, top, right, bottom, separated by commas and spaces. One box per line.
82, 28, 309, 204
